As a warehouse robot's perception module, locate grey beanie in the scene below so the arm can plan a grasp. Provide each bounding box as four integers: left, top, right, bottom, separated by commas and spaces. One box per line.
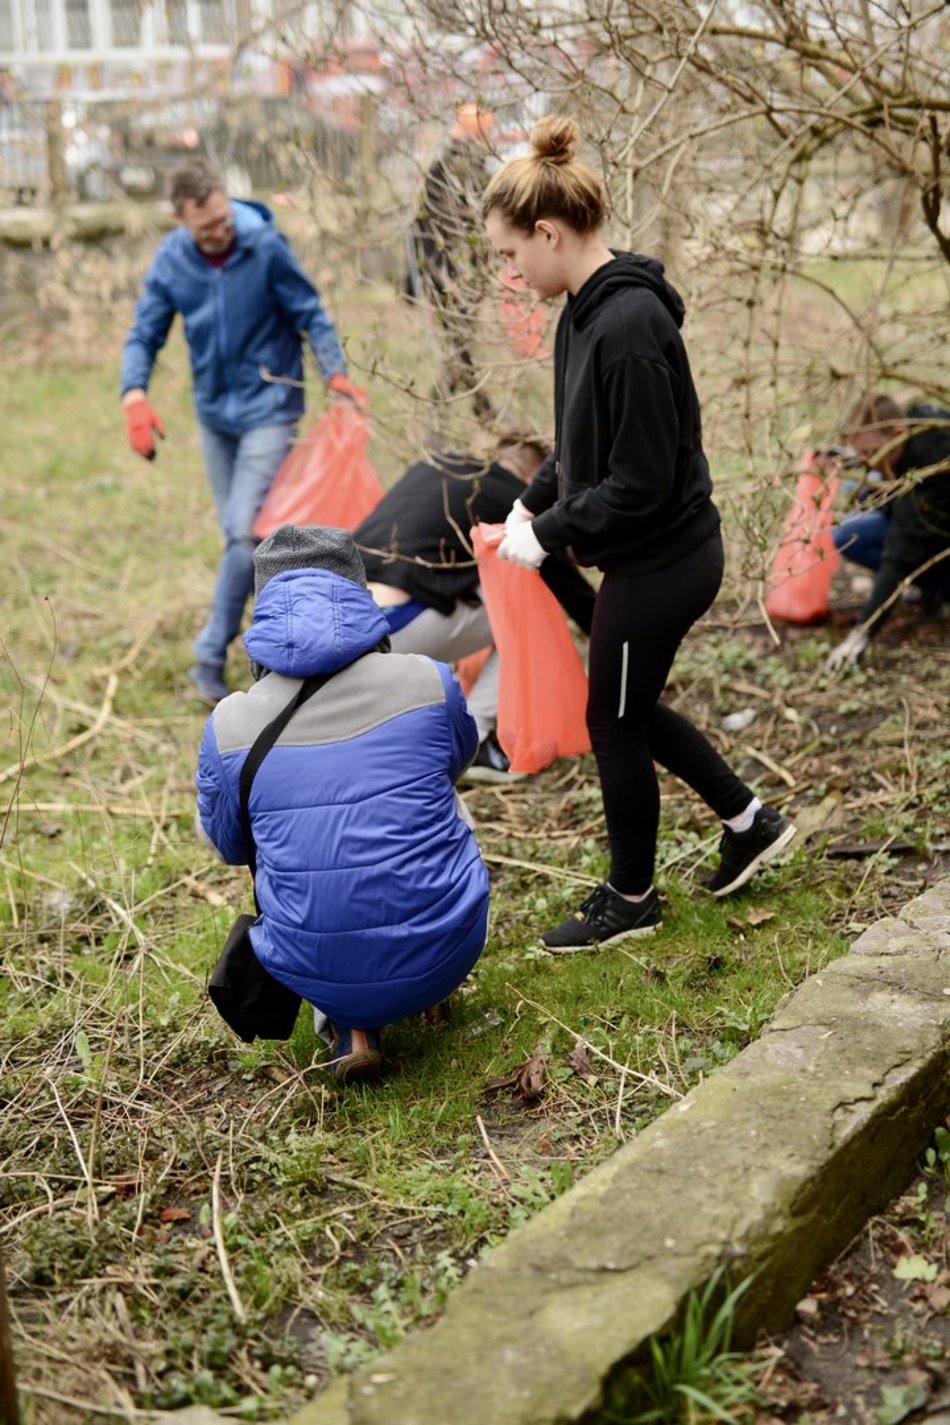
254, 524, 367, 598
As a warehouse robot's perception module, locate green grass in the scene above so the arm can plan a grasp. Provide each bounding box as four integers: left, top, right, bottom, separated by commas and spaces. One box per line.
1, 261, 946, 1422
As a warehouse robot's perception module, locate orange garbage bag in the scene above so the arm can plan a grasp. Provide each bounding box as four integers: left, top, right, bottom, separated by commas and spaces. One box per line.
764, 451, 840, 624
471, 524, 590, 774
498, 273, 548, 361
253, 396, 384, 539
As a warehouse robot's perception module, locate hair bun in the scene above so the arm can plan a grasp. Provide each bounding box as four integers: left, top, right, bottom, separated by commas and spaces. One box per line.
530, 116, 578, 166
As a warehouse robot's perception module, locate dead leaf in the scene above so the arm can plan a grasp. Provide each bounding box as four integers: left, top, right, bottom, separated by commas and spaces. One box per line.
746, 908, 776, 926
566, 1044, 597, 1082
485, 1053, 546, 1105
924, 1283, 950, 1313
158, 1206, 191, 1224
793, 793, 841, 842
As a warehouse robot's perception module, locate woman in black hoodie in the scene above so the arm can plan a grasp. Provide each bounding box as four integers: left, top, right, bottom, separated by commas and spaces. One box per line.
483, 117, 796, 951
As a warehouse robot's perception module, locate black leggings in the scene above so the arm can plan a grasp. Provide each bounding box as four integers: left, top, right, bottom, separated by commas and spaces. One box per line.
586, 533, 752, 895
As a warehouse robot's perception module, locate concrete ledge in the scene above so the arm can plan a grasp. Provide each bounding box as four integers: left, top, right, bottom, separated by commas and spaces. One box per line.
291, 880, 950, 1425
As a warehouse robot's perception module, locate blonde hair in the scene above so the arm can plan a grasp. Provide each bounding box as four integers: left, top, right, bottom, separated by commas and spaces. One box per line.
482, 116, 607, 235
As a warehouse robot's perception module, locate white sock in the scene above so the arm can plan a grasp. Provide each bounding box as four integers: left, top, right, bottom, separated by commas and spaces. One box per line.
725, 797, 762, 834
608, 883, 653, 903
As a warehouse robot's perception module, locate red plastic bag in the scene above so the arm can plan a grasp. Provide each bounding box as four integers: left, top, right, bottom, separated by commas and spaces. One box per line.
471, 524, 590, 774
498, 274, 549, 361
764, 452, 840, 624
253, 398, 384, 539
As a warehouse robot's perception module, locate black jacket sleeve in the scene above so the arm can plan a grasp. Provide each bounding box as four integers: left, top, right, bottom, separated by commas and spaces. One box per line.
520, 453, 560, 517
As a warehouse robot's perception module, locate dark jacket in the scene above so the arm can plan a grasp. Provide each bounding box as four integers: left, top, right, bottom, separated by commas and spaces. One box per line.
412, 140, 488, 299
121, 200, 346, 433
196, 567, 488, 1028
861, 403, 950, 631
522, 252, 720, 574
355, 455, 596, 633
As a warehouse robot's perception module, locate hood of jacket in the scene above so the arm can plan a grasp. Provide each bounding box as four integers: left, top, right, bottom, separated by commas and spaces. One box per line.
230, 198, 275, 250
568, 251, 686, 332
244, 568, 390, 678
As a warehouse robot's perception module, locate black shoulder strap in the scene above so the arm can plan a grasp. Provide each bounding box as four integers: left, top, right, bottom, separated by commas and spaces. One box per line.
238, 672, 332, 894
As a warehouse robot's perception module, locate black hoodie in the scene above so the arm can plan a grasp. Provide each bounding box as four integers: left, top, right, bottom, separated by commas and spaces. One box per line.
523, 252, 720, 574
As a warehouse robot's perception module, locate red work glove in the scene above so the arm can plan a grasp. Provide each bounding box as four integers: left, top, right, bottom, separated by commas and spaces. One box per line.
327, 373, 368, 410
124, 397, 166, 461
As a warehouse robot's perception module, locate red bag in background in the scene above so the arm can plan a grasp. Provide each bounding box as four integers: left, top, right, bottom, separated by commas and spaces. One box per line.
253, 397, 384, 539
497, 273, 549, 361
764, 451, 840, 624
471, 524, 590, 774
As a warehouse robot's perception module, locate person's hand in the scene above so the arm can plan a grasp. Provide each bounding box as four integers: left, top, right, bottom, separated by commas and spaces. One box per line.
825, 627, 869, 671
327, 374, 368, 409
498, 520, 548, 570
123, 394, 165, 461
505, 498, 533, 534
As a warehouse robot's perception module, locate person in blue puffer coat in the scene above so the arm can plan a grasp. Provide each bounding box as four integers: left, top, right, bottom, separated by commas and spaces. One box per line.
121, 157, 362, 707
195, 524, 490, 1082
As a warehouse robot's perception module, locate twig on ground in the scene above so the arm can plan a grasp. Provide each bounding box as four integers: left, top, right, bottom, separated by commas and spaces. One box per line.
212, 1152, 247, 1325
475, 1114, 511, 1184
0, 673, 118, 787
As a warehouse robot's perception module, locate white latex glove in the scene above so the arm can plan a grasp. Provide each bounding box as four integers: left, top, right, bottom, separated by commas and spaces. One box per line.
825, 626, 869, 671
498, 519, 548, 570
505, 498, 534, 534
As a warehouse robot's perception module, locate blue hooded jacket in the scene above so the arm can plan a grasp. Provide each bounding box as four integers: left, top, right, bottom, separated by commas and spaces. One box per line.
121, 200, 346, 433
195, 568, 489, 1029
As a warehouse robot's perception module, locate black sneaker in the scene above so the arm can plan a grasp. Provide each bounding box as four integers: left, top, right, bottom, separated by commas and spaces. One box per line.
460, 731, 530, 786
188, 662, 230, 706
540, 884, 661, 954
705, 806, 797, 898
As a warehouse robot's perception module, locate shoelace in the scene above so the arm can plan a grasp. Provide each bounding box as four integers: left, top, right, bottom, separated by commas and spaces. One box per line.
577, 884, 612, 923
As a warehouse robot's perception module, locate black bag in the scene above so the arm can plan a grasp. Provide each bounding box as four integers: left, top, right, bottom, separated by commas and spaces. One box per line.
207, 672, 330, 1043
209, 914, 301, 1044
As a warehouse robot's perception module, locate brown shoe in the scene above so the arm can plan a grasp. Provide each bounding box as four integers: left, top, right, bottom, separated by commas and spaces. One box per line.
329, 1026, 383, 1084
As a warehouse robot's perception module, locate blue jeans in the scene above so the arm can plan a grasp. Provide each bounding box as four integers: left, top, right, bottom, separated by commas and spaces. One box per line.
834, 509, 950, 597
193, 421, 296, 667
832, 510, 890, 570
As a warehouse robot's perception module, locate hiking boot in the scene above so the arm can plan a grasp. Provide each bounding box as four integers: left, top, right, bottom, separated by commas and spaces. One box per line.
328, 1026, 383, 1084
188, 662, 230, 706
705, 805, 797, 898
460, 731, 529, 786
540, 883, 661, 954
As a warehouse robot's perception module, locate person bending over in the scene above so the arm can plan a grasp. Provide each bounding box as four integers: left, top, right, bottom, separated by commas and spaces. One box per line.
355, 432, 596, 783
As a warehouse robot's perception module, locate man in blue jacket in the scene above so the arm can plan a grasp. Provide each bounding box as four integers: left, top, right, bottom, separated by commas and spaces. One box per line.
195, 524, 490, 1083
121, 157, 359, 705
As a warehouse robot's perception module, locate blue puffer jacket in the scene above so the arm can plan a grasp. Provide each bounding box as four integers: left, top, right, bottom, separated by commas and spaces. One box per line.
121, 200, 346, 433
195, 568, 489, 1028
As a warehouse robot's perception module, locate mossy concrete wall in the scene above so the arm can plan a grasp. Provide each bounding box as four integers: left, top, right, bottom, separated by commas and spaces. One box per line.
289, 880, 950, 1425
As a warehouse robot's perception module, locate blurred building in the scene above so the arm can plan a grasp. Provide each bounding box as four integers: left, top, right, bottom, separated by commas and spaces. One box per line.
0, 0, 295, 99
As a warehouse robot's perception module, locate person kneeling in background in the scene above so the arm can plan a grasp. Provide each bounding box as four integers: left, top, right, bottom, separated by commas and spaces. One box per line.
827, 393, 950, 669
195, 525, 490, 1082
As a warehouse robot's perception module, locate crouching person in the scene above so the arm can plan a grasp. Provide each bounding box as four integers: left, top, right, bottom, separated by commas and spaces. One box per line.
195, 524, 490, 1083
